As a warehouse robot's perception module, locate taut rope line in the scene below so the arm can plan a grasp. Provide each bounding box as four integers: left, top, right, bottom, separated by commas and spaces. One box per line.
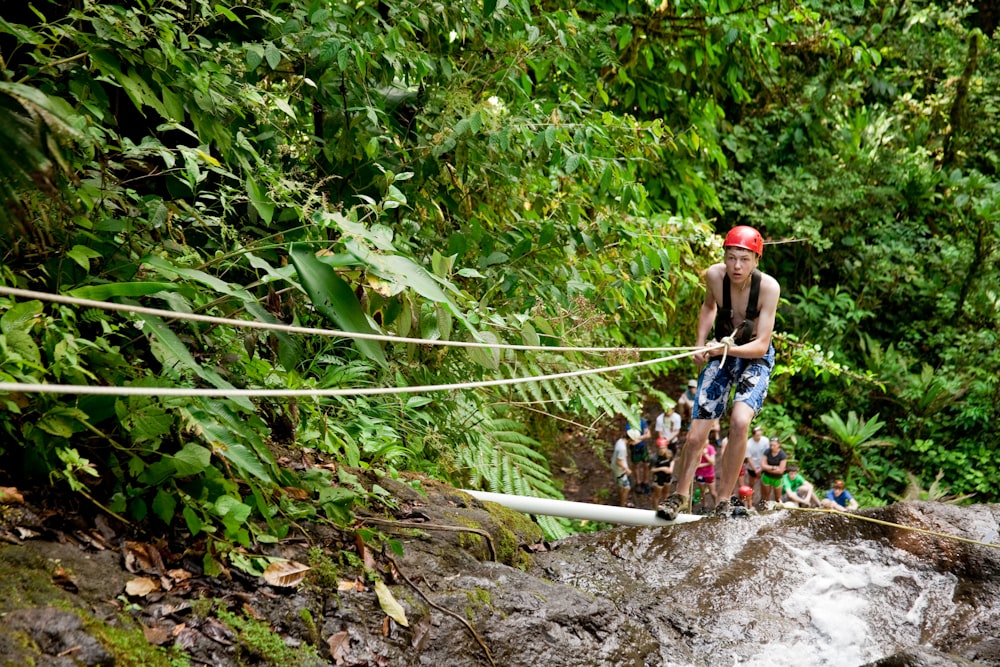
0, 286, 699, 354
782, 505, 1000, 551
0, 348, 708, 399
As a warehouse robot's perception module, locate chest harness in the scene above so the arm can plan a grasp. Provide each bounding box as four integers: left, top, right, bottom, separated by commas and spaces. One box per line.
714, 269, 761, 345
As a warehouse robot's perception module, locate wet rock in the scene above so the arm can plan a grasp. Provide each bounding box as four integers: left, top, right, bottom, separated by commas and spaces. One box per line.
5, 607, 113, 666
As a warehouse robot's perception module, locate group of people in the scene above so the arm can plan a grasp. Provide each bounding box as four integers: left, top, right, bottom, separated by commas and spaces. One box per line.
609, 225, 860, 518
612, 403, 858, 514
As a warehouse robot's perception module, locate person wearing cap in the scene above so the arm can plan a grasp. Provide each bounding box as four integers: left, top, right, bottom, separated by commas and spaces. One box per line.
822, 479, 859, 510
677, 379, 697, 430
627, 414, 652, 496
659, 226, 781, 521
654, 399, 682, 452
744, 425, 770, 500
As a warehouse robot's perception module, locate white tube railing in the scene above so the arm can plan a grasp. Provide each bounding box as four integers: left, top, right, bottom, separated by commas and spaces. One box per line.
463, 490, 703, 527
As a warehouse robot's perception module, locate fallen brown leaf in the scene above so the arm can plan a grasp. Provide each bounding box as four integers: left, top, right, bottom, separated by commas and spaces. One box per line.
125, 576, 160, 597
262, 559, 310, 588
0, 487, 24, 504
327, 630, 351, 665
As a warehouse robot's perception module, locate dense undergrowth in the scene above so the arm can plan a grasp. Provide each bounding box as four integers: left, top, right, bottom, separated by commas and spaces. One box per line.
0, 0, 997, 574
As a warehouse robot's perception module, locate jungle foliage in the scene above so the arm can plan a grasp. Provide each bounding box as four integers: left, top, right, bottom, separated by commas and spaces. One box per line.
0, 0, 997, 565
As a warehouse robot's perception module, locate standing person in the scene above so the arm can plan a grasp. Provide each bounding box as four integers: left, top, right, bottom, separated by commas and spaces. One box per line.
649, 438, 674, 509
782, 465, 821, 507
655, 400, 682, 452
611, 429, 637, 507
759, 436, 787, 505
677, 379, 697, 430
744, 425, 770, 498
658, 226, 780, 521
693, 439, 718, 513
628, 413, 652, 495
822, 479, 859, 510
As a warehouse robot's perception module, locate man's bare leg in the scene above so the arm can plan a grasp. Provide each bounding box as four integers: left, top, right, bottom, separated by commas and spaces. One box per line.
669, 418, 713, 501
715, 402, 754, 505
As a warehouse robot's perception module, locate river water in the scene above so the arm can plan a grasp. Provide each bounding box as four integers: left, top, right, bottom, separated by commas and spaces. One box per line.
535, 503, 1000, 666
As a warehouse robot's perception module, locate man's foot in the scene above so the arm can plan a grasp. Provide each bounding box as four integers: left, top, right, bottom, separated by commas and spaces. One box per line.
656, 493, 689, 522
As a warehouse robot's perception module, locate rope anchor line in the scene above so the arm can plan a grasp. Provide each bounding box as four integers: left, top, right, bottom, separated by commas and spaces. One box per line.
0, 286, 710, 399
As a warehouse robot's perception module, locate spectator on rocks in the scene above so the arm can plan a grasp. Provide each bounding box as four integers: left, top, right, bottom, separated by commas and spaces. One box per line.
611, 429, 638, 506
694, 438, 719, 512
650, 438, 675, 509
781, 465, 821, 508
759, 436, 787, 505
744, 425, 769, 499
822, 479, 859, 510
677, 379, 697, 430
654, 400, 682, 452
627, 414, 652, 496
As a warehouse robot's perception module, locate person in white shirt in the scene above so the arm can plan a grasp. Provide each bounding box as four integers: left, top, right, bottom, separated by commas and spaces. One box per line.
654, 401, 682, 451
744, 425, 770, 501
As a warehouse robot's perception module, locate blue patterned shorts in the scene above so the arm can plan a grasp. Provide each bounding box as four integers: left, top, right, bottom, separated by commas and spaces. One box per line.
692, 343, 775, 420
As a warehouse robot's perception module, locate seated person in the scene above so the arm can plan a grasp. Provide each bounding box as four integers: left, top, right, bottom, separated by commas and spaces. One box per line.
781, 465, 820, 507
821, 479, 859, 510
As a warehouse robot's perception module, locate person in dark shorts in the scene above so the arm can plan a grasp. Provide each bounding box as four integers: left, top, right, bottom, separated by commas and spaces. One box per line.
659, 226, 781, 521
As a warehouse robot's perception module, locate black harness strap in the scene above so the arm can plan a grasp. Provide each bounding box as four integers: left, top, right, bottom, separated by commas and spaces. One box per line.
715, 269, 761, 344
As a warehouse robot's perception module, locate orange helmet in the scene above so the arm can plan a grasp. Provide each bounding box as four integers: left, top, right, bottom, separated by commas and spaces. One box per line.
738, 485, 754, 498
724, 226, 764, 256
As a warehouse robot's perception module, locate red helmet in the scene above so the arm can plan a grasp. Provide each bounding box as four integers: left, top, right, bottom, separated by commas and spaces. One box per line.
655, 437, 668, 448
738, 485, 754, 498
724, 226, 764, 256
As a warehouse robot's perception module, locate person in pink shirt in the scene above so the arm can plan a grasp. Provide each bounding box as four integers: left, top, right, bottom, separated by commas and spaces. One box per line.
694, 441, 719, 512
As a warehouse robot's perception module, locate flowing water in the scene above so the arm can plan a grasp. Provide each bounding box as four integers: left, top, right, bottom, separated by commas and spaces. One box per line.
535, 503, 1000, 666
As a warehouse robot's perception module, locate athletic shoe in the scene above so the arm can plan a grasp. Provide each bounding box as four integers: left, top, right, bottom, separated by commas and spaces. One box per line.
656, 493, 689, 522
712, 497, 733, 518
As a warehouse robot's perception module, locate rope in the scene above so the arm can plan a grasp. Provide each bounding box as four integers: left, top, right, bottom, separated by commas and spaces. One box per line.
0, 347, 708, 399
780, 505, 1000, 551
717, 335, 735, 368
0, 286, 699, 354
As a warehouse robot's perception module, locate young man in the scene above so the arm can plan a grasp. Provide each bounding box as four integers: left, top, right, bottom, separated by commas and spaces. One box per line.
782, 465, 820, 507
822, 479, 859, 510
659, 226, 780, 521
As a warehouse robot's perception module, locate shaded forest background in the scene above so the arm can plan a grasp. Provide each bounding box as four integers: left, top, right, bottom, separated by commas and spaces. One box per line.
0, 0, 998, 565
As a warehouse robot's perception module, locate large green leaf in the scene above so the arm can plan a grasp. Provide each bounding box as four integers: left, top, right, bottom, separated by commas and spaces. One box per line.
289, 243, 387, 368
67, 283, 178, 300
133, 309, 254, 411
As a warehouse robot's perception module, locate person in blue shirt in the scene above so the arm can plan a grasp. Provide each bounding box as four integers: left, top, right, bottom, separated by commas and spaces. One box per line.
822, 479, 858, 510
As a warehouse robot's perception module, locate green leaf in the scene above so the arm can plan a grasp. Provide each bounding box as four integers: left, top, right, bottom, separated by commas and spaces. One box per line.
152, 488, 177, 524
1, 300, 42, 334
66, 245, 102, 270
375, 580, 409, 627
289, 243, 387, 368
172, 442, 213, 476
246, 176, 274, 224
483, 0, 497, 18
67, 283, 177, 300
37, 407, 90, 437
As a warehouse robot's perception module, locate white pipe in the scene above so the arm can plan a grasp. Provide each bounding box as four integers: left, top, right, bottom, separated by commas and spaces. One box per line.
463, 490, 703, 527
